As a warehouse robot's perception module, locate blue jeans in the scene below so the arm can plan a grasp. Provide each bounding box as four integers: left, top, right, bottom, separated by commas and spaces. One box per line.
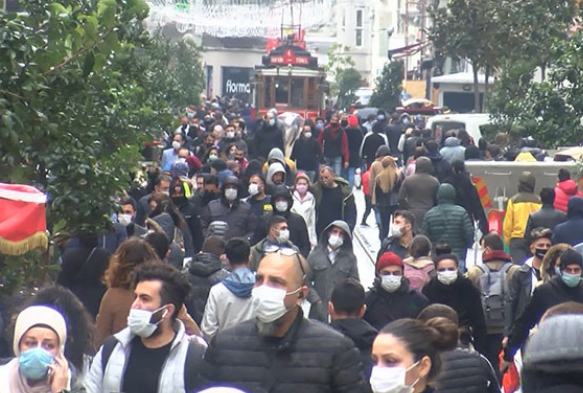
325, 156, 342, 177
342, 167, 356, 188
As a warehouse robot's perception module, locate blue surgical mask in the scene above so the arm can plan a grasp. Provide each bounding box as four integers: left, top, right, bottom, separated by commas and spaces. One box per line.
315, 123, 323, 129
402, 118, 410, 125
269, 118, 276, 126
377, 115, 385, 121
562, 272, 582, 288
19, 347, 55, 380
186, 112, 195, 119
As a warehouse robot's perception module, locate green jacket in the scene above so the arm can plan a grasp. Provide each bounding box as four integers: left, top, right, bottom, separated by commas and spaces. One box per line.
310, 177, 357, 230
422, 184, 474, 261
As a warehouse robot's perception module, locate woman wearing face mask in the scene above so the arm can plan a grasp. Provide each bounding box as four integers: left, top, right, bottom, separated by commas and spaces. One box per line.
290, 125, 322, 182
422, 254, 488, 354
0, 305, 71, 393
364, 252, 430, 331
291, 172, 317, 248
370, 317, 458, 393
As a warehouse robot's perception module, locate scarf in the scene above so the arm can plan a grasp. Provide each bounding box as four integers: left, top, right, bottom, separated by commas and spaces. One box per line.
8, 358, 52, 393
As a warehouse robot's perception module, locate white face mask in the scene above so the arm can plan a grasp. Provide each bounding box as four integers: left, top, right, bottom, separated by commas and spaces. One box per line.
276, 229, 290, 243
391, 224, 404, 238
437, 270, 458, 285
172, 141, 181, 150
248, 183, 260, 196
304, 132, 312, 138
370, 362, 420, 393
127, 305, 168, 338
251, 285, 300, 323
226, 131, 235, 139
160, 190, 170, 197
118, 213, 133, 227
225, 188, 238, 201
328, 234, 344, 249
275, 201, 288, 212
381, 275, 402, 293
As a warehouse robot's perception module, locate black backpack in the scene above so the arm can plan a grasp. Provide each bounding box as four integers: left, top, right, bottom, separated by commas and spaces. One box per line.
100, 335, 206, 392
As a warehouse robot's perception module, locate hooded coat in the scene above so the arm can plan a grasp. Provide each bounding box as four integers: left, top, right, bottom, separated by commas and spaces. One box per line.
439, 137, 466, 163
554, 179, 583, 213
329, 318, 377, 378
422, 184, 475, 261
253, 185, 311, 256
425, 150, 450, 182
184, 252, 230, 325
370, 146, 397, 206
344, 117, 364, 167
201, 267, 256, 341
397, 157, 440, 230
292, 188, 317, 247
443, 170, 488, 235
262, 148, 296, 186
552, 196, 583, 246
200, 177, 256, 241
363, 278, 429, 331
306, 221, 360, 321
311, 177, 357, 234
359, 127, 388, 167
503, 172, 542, 245
265, 161, 287, 188
255, 119, 284, 160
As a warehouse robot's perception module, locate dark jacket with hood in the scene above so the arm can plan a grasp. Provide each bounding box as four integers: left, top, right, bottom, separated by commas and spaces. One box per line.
147, 211, 195, 267
329, 318, 377, 378
425, 150, 450, 182
524, 203, 566, 241
291, 134, 322, 172
363, 278, 429, 331
423, 274, 488, 355
344, 121, 364, 167
505, 275, 583, 360
397, 157, 439, 230
255, 119, 284, 160
360, 125, 388, 167
200, 177, 257, 241
443, 170, 488, 235
422, 184, 475, 261
438, 346, 501, 393
311, 177, 357, 234
201, 308, 369, 393
184, 252, 229, 325
552, 196, 583, 246
253, 185, 311, 257
307, 220, 360, 322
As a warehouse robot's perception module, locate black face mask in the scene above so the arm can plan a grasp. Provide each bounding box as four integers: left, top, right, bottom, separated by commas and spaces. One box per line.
534, 248, 548, 259
330, 121, 338, 127
340, 120, 348, 127
203, 190, 217, 202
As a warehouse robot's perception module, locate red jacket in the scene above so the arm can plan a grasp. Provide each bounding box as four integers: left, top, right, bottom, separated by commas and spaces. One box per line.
317, 124, 350, 163
554, 179, 583, 213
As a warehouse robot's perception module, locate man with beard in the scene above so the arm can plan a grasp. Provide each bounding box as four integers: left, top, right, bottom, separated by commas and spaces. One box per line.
200, 252, 369, 392
85, 262, 207, 393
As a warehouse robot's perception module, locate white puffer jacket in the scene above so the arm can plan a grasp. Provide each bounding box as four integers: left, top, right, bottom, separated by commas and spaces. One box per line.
84, 320, 204, 393
291, 191, 317, 247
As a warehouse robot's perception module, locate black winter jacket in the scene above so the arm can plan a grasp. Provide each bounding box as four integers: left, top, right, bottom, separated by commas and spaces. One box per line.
505, 276, 583, 360
291, 136, 323, 172
443, 171, 488, 235
201, 309, 370, 393
184, 252, 229, 325
345, 126, 364, 167
437, 347, 501, 393
364, 279, 429, 331
506, 262, 534, 335
329, 318, 377, 378
360, 133, 387, 167
422, 275, 488, 355
255, 120, 285, 160
524, 204, 566, 241
200, 198, 257, 241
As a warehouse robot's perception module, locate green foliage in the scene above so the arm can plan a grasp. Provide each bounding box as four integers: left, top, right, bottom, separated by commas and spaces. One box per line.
325, 43, 360, 105
0, 0, 204, 236
369, 61, 403, 111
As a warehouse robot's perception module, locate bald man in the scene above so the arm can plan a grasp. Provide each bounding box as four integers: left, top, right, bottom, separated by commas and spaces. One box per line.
200, 252, 369, 392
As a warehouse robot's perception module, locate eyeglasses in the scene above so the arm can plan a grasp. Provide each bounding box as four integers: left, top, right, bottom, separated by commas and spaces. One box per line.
266, 246, 306, 279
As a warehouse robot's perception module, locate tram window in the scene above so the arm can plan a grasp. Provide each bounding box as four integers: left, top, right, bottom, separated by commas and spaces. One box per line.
275, 78, 289, 105
290, 78, 305, 108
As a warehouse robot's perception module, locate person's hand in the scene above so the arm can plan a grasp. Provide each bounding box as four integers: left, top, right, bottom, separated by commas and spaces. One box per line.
343, 161, 349, 169
49, 354, 69, 393
502, 337, 508, 348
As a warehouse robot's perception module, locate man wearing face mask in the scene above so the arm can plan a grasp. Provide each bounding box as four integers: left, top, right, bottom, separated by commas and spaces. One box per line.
162, 133, 185, 172
190, 174, 220, 213
85, 262, 207, 393
254, 111, 284, 160
312, 166, 357, 236
307, 221, 360, 322
200, 176, 256, 242
318, 114, 350, 176
201, 251, 369, 392
136, 175, 172, 226
378, 211, 416, 261
222, 124, 248, 156
503, 248, 583, 370
364, 252, 429, 331
290, 124, 322, 182
244, 174, 271, 218
423, 254, 488, 355
253, 185, 310, 257
249, 216, 298, 271
119, 197, 148, 238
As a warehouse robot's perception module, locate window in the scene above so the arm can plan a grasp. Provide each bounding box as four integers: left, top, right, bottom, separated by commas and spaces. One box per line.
355, 9, 363, 47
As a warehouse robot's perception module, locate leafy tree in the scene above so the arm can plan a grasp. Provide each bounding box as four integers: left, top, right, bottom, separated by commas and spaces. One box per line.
336, 68, 362, 109
0, 0, 204, 292
369, 61, 403, 111
325, 43, 361, 106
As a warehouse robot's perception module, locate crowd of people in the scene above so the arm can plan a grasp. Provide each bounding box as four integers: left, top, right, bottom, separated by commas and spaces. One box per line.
2, 100, 583, 393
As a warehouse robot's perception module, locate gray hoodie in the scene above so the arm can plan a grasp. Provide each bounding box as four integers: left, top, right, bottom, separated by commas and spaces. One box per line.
439, 136, 466, 164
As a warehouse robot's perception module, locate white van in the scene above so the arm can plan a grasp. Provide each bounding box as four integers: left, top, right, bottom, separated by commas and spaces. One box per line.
426, 113, 494, 146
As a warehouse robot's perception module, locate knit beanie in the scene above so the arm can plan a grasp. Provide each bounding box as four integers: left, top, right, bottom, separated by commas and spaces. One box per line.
13, 306, 67, 356
376, 252, 403, 273
559, 248, 583, 270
